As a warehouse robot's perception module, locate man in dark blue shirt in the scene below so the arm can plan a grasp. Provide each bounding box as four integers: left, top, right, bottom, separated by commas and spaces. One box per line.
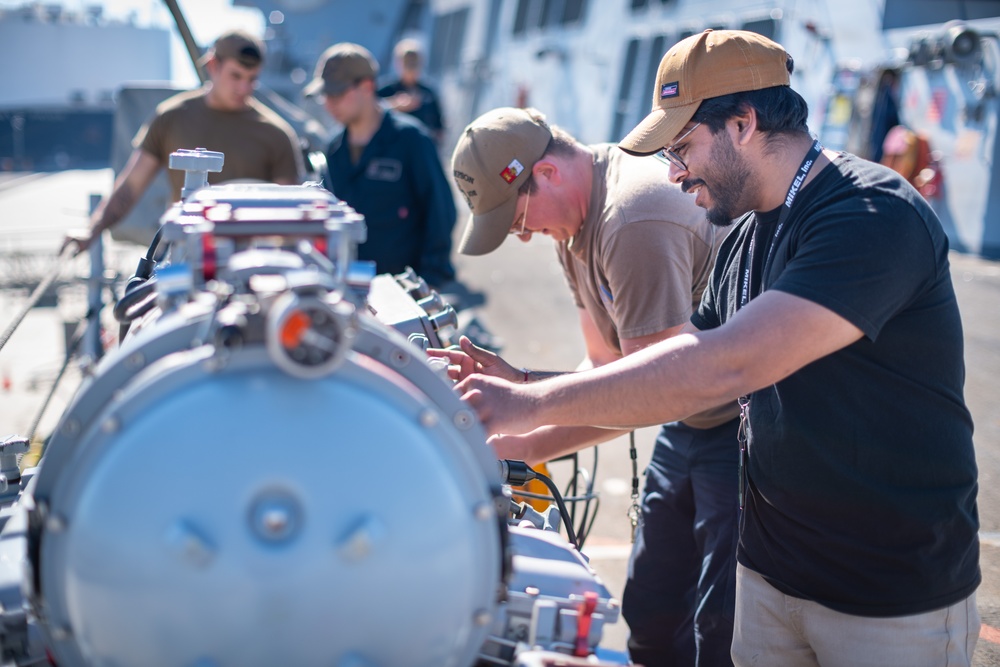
305, 42, 456, 287
378, 39, 445, 147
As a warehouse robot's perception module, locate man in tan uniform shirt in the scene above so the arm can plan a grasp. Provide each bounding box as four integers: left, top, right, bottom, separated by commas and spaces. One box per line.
433, 107, 740, 666
68, 29, 304, 252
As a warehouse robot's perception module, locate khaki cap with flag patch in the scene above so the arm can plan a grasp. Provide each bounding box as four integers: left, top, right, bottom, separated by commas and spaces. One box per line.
619, 29, 790, 156
451, 107, 552, 256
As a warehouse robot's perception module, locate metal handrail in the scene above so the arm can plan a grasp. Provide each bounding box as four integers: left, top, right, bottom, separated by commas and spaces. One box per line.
0, 244, 76, 357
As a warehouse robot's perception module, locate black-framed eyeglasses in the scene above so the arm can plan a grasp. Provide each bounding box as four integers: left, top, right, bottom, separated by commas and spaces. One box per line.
654, 122, 702, 171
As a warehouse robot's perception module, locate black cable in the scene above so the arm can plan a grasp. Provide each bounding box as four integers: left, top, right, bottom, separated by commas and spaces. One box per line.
505, 449, 601, 548
112, 279, 158, 324
499, 460, 580, 549
532, 469, 579, 550
629, 431, 639, 500
565, 452, 579, 538
113, 225, 168, 339
127, 224, 166, 285
579, 496, 600, 548
570, 446, 599, 548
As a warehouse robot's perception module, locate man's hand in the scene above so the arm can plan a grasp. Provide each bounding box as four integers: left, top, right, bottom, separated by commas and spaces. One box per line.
60, 229, 93, 256
487, 433, 538, 466
455, 372, 542, 437
427, 335, 522, 383
386, 92, 420, 113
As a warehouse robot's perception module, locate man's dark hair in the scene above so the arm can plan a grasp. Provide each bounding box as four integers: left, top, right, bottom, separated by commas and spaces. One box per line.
691, 55, 808, 142
233, 46, 263, 68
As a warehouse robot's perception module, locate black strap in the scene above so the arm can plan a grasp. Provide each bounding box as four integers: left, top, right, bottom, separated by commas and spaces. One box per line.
740, 140, 823, 308
628, 430, 641, 541
735, 140, 822, 512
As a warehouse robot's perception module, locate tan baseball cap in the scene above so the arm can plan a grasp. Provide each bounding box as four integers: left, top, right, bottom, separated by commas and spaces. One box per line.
200, 30, 265, 68
304, 43, 379, 97
619, 29, 790, 156
451, 107, 552, 256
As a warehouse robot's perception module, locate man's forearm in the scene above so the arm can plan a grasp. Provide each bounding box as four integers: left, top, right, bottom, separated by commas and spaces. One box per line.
459, 290, 864, 437
493, 424, 628, 467
91, 183, 137, 236
532, 330, 740, 430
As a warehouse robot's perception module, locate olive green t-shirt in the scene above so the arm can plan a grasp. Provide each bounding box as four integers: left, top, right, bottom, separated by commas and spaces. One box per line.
556, 144, 738, 428
137, 89, 304, 202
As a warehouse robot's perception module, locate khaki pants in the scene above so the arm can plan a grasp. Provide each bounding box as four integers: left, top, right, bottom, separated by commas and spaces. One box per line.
732, 563, 980, 667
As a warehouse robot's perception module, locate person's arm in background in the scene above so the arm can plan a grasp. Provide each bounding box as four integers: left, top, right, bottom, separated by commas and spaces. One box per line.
63, 148, 161, 253
379, 81, 420, 114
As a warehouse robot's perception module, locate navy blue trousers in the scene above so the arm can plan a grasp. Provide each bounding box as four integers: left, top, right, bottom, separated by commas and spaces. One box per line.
623, 418, 740, 667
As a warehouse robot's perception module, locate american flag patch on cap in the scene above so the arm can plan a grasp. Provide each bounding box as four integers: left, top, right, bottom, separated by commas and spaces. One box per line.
660, 82, 679, 98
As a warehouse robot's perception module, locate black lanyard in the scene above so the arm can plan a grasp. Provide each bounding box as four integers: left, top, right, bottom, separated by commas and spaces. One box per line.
739, 140, 823, 308
736, 140, 822, 511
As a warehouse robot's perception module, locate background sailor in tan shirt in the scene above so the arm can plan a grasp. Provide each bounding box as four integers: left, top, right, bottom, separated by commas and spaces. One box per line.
67, 29, 304, 253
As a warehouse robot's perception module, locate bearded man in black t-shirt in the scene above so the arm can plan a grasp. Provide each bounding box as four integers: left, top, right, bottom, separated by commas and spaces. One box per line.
455, 30, 981, 667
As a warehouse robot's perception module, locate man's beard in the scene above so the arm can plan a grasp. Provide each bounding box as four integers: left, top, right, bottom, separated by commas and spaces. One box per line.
682, 131, 752, 227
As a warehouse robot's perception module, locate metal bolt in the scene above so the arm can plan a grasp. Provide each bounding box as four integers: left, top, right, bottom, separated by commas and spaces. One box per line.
336, 515, 385, 563
390, 349, 409, 367
261, 508, 290, 536
125, 352, 145, 370
61, 418, 80, 437
453, 410, 475, 429
46, 513, 67, 533
101, 416, 120, 433
473, 609, 492, 626
50, 625, 72, 641
249, 491, 300, 544
419, 410, 438, 428
474, 501, 493, 521
166, 520, 216, 568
